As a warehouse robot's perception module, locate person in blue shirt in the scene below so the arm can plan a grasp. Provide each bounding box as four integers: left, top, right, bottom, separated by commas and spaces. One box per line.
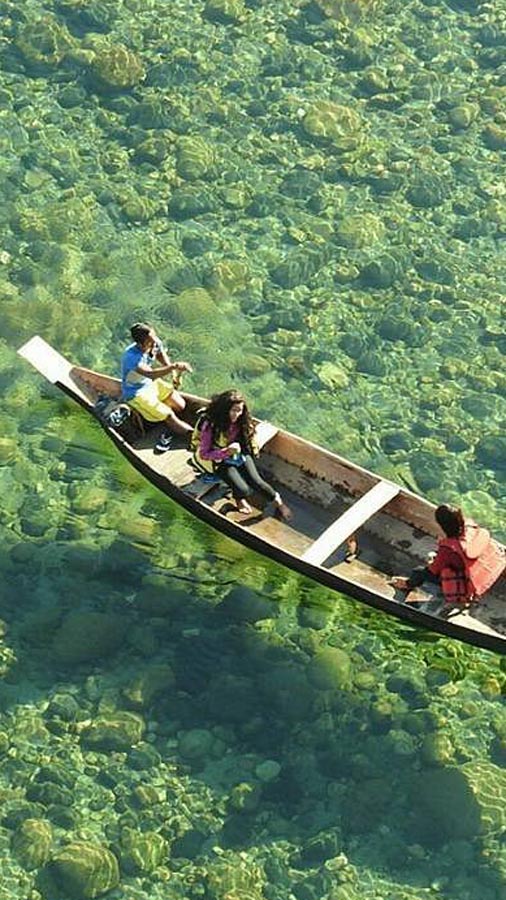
122, 322, 193, 449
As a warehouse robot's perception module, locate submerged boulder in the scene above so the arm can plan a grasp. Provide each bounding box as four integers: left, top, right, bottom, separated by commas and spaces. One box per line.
11, 818, 52, 870
307, 647, 352, 691
51, 842, 120, 899
119, 829, 167, 874
302, 102, 364, 152
410, 761, 506, 842
89, 44, 146, 93
51, 612, 127, 664
81, 711, 145, 752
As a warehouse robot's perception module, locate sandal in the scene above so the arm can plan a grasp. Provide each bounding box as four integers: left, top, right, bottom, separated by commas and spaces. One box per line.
236, 499, 253, 514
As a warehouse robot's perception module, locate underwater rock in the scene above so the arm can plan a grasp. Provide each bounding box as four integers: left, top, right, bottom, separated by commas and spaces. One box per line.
51, 612, 127, 664
176, 136, 215, 181
127, 97, 174, 130
475, 435, 506, 472
483, 124, 506, 151
448, 102, 478, 130
81, 712, 145, 752
270, 243, 332, 288
313, 0, 383, 24
415, 254, 455, 285
291, 827, 342, 867
376, 314, 423, 345
217, 586, 275, 622
55, 0, 119, 33
119, 829, 166, 875
229, 782, 262, 812
69, 484, 109, 515
168, 185, 219, 219
15, 15, 76, 73
165, 287, 218, 326
11, 818, 53, 870
117, 189, 158, 223
203, 0, 247, 23
279, 168, 322, 199
255, 760, 281, 782
51, 841, 120, 899
356, 351, 387, 376
133, 135, 172, 166
206, 855, 265, 900
421, 732, 456, 767
89, 44, 146, 93
178, 727, 214, 761
411, 761, 506, 842
336, 213, 384, 248
406, 170, 450, 208
122, 664, 174, 710
307, 647, 352, 691
360, 253, 405, 288
207, 673, 260, 723
302, 101, 364, 152
204, 259, 250, 298
357, 66, 390, 95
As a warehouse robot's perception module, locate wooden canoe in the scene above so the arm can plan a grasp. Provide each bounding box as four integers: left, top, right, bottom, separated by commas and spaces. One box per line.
18, 335, 506, 655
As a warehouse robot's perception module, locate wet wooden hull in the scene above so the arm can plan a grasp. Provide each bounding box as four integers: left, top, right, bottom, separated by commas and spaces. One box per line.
18, 336, 506, 655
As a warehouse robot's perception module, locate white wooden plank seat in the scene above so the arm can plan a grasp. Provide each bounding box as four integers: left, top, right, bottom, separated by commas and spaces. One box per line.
301, 480, 400, 567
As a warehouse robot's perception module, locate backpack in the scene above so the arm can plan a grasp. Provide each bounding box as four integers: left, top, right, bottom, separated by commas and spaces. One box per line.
94, 396, 145, 445
189, 408, 214, 474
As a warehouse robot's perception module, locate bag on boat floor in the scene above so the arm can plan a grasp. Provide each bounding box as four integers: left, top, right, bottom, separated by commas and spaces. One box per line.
93, 396, 145, 444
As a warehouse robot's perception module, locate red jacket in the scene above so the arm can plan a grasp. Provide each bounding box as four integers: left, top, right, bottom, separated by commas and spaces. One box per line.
428, 520, 505, 605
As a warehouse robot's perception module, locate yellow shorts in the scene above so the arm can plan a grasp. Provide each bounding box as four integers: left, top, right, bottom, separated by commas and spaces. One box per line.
128, 380, 174, 422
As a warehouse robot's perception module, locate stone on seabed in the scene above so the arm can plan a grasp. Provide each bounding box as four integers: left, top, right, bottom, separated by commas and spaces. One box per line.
51, 842, 120, 899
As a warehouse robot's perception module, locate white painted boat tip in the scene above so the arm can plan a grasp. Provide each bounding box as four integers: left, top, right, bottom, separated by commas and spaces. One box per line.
18, 335, 72, 384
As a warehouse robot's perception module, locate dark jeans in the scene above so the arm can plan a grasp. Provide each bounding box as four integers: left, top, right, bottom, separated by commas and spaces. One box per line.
407, 566, 439, 590
216, 454, 278, 502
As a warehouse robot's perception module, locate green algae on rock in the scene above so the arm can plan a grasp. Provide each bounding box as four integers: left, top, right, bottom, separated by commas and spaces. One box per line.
203, 0, 247, 24
51, 842, 120, 899
122, 663, 175, 709
15, 16, 77, 73
118, 828, 167, 875
81, 711, 145, 752
313, 0, 384, 23
176, 136, 215, 181
306, 647, 352, 691
11, 818, 53, 870
89, 44, 146, 93
302, 102, 365, 152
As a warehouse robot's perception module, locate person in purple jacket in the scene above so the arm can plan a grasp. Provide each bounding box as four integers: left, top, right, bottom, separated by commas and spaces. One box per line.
193, 389, 291, 519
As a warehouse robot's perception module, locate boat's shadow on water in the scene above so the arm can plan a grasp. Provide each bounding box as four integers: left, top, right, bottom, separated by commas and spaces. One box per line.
1, 537, 503, 897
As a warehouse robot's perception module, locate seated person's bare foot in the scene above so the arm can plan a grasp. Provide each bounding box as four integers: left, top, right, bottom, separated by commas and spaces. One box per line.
344, 537, 358, 562
389, 576, 411, 590
236, 499, 253, 514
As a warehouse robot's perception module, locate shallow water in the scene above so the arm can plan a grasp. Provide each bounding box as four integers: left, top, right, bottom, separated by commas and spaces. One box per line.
2, 0, 506, 897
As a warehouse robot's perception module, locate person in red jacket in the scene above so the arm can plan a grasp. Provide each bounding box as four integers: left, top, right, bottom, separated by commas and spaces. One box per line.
391, 504, 505, 612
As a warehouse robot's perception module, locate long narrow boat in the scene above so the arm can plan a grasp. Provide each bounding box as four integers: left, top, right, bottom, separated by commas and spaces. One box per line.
18, 335, 506, 654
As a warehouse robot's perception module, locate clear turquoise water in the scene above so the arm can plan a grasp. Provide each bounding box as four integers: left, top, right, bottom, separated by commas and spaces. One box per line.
2, 0, 506, 897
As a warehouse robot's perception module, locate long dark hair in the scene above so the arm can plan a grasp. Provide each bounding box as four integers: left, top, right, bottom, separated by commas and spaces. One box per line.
205, 389, 255, 453
435, 504, 465, 538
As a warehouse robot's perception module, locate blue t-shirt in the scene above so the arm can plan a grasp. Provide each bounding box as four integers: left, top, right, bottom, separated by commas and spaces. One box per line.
121, 343, 152, 400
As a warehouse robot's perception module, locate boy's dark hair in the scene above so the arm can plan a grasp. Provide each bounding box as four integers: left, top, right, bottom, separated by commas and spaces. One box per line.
435, 504, 465, 538
130, 322, 151, 344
